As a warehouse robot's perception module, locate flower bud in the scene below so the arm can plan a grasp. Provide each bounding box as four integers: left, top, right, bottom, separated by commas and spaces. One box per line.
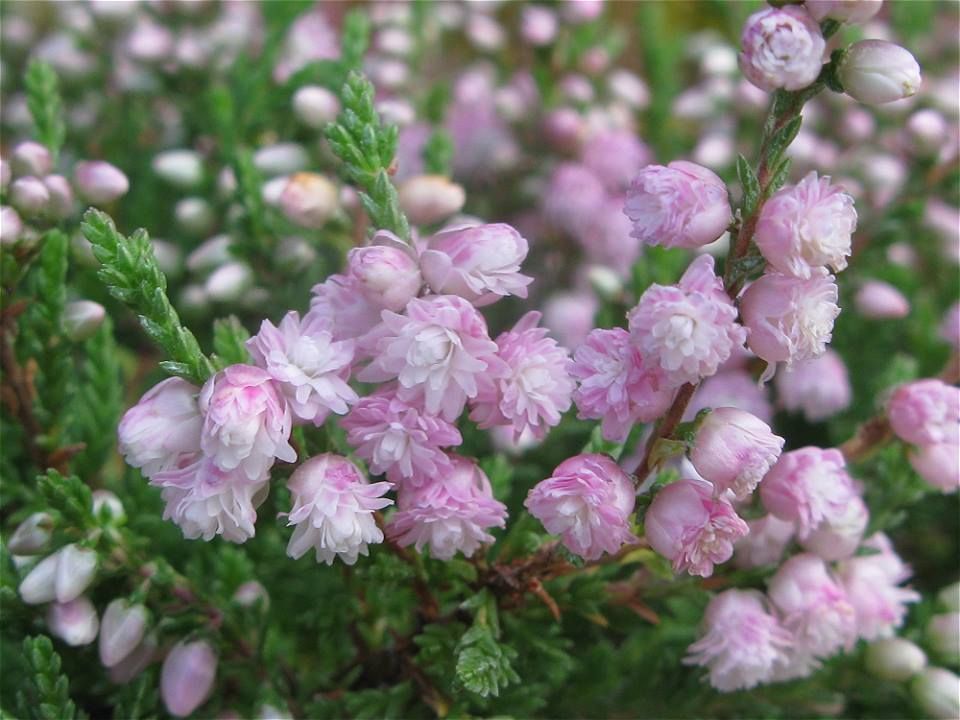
521, 5, 558, 46
232, 581, 269, 608
152, 149, 204, 189
174, 197, 215, 236
906, 109, 948, 155
41, 175, 74, 219
292, 85, 340, 129
18, 553, 59, 604
109, 633, 157, 684
11, 141, 52, 177
92, 490, 125, 523
11, 176, 50, 216
54, 543, 98, 603
253, 143, 309, 177
0, 206, 23, 245
279, 173, 339, 229
74, 161, 129, 205
398, 175, 466, 226
865, 638, 927, 681
805, 0, 883, 24
908, 442, 960, 494
63, 300, 106, 341
855, 280, 910, 319
46, 596, 99, 646
347, 242, 422, 312
840, 40, 922, 105
99, 599, 149, 667
938, 581, 960, 613
911, 667, 960, 720
205, 262, 254, 303
186, 234, 233, 273
927, 613, 960, 663
8, 512, 54, 555
161, 640, 218, 717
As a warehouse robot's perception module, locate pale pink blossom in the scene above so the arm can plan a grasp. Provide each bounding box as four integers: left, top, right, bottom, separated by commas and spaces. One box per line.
739, 6, 825, 92
582, 129, 652, 193
118, 378, 202, 478
628, 255, 747, 387
839, 40, 922, 105
358, 295, 507, 421
388, 455, 506, 560
99, 599, 149, 668
161, 640, 217, 718
571, 327, 673, 442
199, 365, 296, 480
47, 597, 99, 647
800, 495, 869, 562
855, 280, 910, 319
273, 7, 339, 82
909, 443, 960, 493
347, 235, 423, 312
775, 349, 852, 422
838, 552, 920, 641
579, 195, 642, 272
623, 161, 732, 249
754, 172, 856, 279
543, 291, 598, 350
341, 385, 461, 482
644, 478, 748, 577
887, 379, 960, 447
525, 454, 637, 561
686, 370, 774, 424
470, 312, 574, 441
805, 0, 882, 23
543, 163, 607, 240
309, 273, 383, 343
734, 514, 795, 569
684, 589, 793, 692
285, 454, 392, 565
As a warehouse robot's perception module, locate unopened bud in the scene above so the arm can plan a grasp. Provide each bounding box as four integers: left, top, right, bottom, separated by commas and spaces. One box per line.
174, 197, 215, 236
151, 239, 183, 278
587, 265, 623, 298
347, 241, 422, 311
398, 175, 466, 226
42, 175, 74, 219
109, 633, 157, 684
840, 40, 922, 105
99, 598, 149, 667
54, 543, 98, 603
938, 581, 960, 612
293, 85, 340, 129
276, 236, 317, 270
19, 553, 59, 604
543, 108, 585, 152
906, 109, 948, 155
279, 173, 339, 229
865, 638, 927, 681
92, 490, 125, 523
253, 143, 309, 177
854, 280, 910, 319
927, 613, 960, 663
47, 596, 99, 646
205, 262, 253, 303
911, 667, 960, 720
161, 640, 217, 717
261, 176, 289, 206
63, 300, 106, 341
11, 141, 52, 177
521, 5, 558, 47
0, 206, 23, 245
8, 512, 54, 555
232, 581, 269, 608
11, 176, 50, 216
186, 234, 233, 273
74, 161, 130, 204
153, 149, 204, 189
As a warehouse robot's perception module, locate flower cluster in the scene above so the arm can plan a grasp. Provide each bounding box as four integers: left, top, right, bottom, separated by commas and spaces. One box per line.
888, 379, 960, 493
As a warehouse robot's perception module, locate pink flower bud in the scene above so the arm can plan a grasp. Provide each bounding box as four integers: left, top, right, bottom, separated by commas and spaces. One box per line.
232, 581, 269, 608
733, 514, 794, 569
292, 85, 340, 129
205, 262, 254, 303
865, 638, 927, 681
47, 597, 99, 646
18, 553, 59, 604
939, 303, 959, 348
279, 172, 339, 228
10, 176, 50, 216
563, 0, 604, 23
118, 377, 202, 478
161, 640, 217, 718
906, 109, 949, 155
153, 149, 204, 189
253, 143, 309, 177
63, 300, 106, 341
74, 161, 129, 205
739, 6, 825, 92
347, 242, 423, 312
525, 454, 637, 561
624, 161, 732, 249
805, 0, 882, 23
800, 494, 868, 561
11, 141, 52, 177
543, 108, 585, 152
911, 667, 960, 720
688, 370, 774, 424
109, 633, 157, 684
42, 175, 74, 219
398, 175, 466, 226
855, 280, 910, 319
644, 478, 748, 577
908, 442, 960, 494
0, 206, 23, 245
99, 599, 149, 667
775, 349, 852, 422
8, 512, 53, 555
888, 379, 960, 447
521, 5, 558, 46
54, 543, 98, 603
840, 40, 922, 105
543, 291, 597, 350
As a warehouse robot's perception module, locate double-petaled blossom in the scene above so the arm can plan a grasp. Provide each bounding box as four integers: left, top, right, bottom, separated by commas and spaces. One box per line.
358, 295, 507, 421
199, 365, 296, 481
645, 479, 749, 577
623, 161, 732, 249
628, 255, 747, 387
799, 494, 869, 562
525, 454, 637, 560
838, 550, 921, 641
419, 223, 532, 306
118, 378, 202, 478
347, 234, 423, 312
740, 271, 840, 373
739, 6, 825, 92
908, 442, 960, 494
759, 447, 858, 539
469, 312, 574, 441
388, 455, 507, 560
754, 173, 857, 279
683, 590, 793, 692
690, 407, 784, 501
247, 311, 357, 425
887, 379, 960, 447
571, 327, 673, 442
309, 273, 383, 343
775, 349, 852, 422
341, 385, 461, 482
284, 454, 392, 565
734, 514, 795, 569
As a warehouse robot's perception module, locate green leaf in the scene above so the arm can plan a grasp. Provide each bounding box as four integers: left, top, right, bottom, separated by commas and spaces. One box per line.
736, 154, 761, 217
339, 10, 370, 71
17, 636, 77, 720
212, 315, 251, 368
24, 61, 65, 162
766, 115, 803, 165
454, 625, 520, 699
423, 129, 454, 176
37, 469, 93, 530
766, 155, 793, 197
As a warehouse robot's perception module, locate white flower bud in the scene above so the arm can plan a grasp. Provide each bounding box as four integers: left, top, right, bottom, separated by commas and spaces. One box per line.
11, 141, 52, 177
8, 512, 54, 555
0, 206, 23, 245
292, 85, 340, 129
109, 633, 157, 684
279, 173, 339, 229
63, 300, 106, 341
927, 613, 960, 663
151, 240, 183, 278
398, 175, 466, 226
47, 597, 99, 646
865, 638, 927, 681
11, 176, 50, 216
186, 234, 233, 273
92, 490, 125, 523
906, 109, 948, 155
587, 265, 623, 299
205, 262, 253, 303
911, 667, 960, 720
99, 599, 149, 667
174, 197, 215, 236
74, 161, 129, 205
152, 150, 204, 189
54, 543, 98, 603
232, 581, 269, 608
253, 143, 309, 177
18, 553, 59, 604
840, 40, 922, 105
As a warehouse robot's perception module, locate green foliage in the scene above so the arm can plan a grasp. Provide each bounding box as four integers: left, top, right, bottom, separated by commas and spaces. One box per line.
24, 61, 65, 162
423, 130, 454, 177
212, 315, 252, 368
454, 624, 520, 699
16, 636, 78, 720
37, 469, 94, 531
736, 153, 762, 217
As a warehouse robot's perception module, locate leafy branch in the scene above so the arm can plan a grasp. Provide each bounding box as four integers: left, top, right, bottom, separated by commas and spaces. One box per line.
16, 636, 79, 720
25, 61, 65, 162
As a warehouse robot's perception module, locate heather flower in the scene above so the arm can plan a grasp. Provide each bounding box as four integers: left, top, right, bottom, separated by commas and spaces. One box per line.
543, 291, 598, 350
645, 478, 749, 577
739, 6, 825, 92
690, 407, 784, 500
684, 590, 793, 692
285, 454, 392, 565
525, 454, 637, 560
118, 378, 203, 478
199, 365, 296, 480
582, 129, 652, 193
865, 638, 928, 682
628, 255, 747, 386
855, 280, 910, 319
99, 599, 149, 668
543, 163, 607, 240
754, 172, 857, 279
309, 273, 383, 343
800, 494, 869, 562
887, 379, 960, 447
571, 327, 673, 442
161, 640, 217, 718
419, 223, 532, 306
47, 597, 99, 647
912, 667, 960, 720
74, 161, 130, 205
279, 172, 339, 229
733, 514, 795, 569
18, 543, 98, 606
908, 442, 960, 494
357, 295, 507, 421
623, 161, 732, 249
805, 0, 882, 23
347, 235, 423, 311
775, 350, 852, 422
839, 40, 922, 105
760, 447, 858, 539
470, 312, 574, 441
247, 311, 357, 425
838, 552, 920, 641
342, 385, 461, 482
740, 271, 840, 373
686, 370, 774, 424
388, 455, 507, 560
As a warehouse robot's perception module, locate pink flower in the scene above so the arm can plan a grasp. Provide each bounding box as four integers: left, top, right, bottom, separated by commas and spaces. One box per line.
739, 6, 825, 92
684, 589, 793, 692
799, 494, 869, 562
247, 311, 357, 425
525, 453, 637, 561
388, 455, 507, 560
690, 407, 784, 500
888, 379, 960, 447
469, 312, 574, 441
734, 514, 795, 569
628, 255, 747, 387
582, 129, 652, 193
775, 349, 852, 422
855, 280, 910, 319
419, 223, 532, 306
74, 161, 129, 205
47, 596, 99, 647
357, 295, 507, 421
118, 378, 202, 478
839, 40, 922, 105
543, 163, 607, 240
199, 365, 296, 480
805, 0, 882, 23
347, 234, 423, 312
686, 370, 774, 424
309, 273, 383, 343
623, 161, 732, 249
285, 454, 393, 565
579, 195, 642, 272
341, 385, 461, 481
543, 291, 598, 350
838, 550, 920, 641
760, 447, 858, 539
740, 271, 840, 372
571, 327, 673, 442
161, 640, 217, 718
754, 172, 857, 279
909, 442, 960, 494
644, 478, 749, 577
768, 553, 857, 661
